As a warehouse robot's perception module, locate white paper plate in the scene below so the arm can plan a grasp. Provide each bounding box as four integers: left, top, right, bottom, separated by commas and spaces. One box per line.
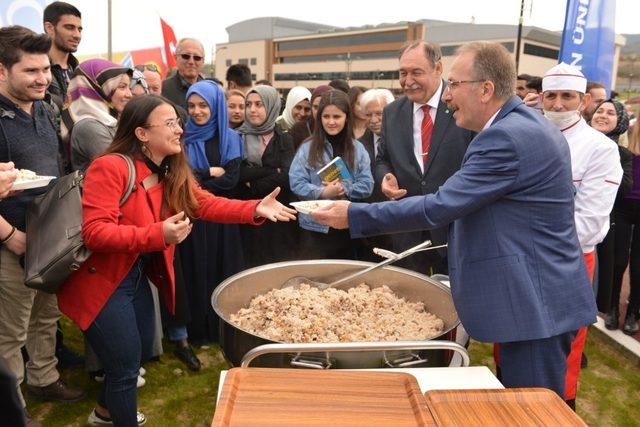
290, 200, 334, 215
12, 176, 56, 191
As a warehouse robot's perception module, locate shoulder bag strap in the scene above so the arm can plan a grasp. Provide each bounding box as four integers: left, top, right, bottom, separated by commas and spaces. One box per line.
111, 153, 136, 206
0, 107, 16, 162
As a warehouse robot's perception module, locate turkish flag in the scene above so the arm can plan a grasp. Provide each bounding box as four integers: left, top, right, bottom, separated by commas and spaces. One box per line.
160, 18, 177, 69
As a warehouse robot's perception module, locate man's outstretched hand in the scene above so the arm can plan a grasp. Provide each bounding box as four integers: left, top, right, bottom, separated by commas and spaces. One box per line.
309, 200, 351, 229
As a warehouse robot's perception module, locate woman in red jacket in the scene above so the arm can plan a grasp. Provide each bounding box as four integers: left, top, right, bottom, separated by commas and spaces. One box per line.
57, 95, 295, 426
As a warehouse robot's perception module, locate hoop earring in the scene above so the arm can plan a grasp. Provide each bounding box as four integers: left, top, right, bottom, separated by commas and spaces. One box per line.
141, 143, 152, 159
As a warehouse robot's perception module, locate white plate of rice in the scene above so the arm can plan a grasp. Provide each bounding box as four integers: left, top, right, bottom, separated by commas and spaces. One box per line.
11, 169, 55, 191
290, 200, 334, 215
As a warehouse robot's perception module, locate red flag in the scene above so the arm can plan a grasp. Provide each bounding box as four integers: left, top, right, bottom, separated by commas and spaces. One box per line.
160, 18, 177, 69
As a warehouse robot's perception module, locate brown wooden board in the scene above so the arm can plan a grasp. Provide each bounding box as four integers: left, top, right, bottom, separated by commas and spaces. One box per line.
212, 368, 435, 426
425, 388, 587, 426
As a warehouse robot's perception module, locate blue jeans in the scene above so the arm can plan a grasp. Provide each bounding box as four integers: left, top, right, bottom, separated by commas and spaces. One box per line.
84, 259, 154, 426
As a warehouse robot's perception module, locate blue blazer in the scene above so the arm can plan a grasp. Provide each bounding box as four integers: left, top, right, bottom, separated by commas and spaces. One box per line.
349, 96, 597, 343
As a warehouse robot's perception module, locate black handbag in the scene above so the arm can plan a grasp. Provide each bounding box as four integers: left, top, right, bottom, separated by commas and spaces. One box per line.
23, 154, 136, 293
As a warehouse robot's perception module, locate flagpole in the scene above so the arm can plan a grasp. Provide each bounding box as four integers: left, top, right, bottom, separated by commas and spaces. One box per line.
107, 0, 112, 61
515, 0, 525, 74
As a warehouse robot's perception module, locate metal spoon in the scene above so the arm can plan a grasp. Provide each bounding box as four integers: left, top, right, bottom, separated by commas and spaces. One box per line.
281, 240, 447, 290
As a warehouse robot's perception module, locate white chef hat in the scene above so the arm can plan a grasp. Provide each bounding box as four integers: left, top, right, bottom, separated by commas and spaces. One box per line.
542, 63, 587, 93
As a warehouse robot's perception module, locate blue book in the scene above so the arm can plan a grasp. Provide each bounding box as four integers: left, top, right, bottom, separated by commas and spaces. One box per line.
317, 156, 353, 182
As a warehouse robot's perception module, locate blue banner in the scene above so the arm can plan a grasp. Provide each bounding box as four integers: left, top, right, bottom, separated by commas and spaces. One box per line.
0, 0, 48, 32
559, 0, 616, 95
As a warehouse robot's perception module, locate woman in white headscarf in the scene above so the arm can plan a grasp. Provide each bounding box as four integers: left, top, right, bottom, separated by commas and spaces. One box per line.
276, 86, 312, 133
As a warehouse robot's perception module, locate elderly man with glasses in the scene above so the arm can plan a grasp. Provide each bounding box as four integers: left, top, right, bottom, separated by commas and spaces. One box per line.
162, 38, 205, 108
371, 41, 475, 276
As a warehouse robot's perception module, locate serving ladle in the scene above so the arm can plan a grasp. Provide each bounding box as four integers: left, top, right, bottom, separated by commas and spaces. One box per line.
281, 240, 447, 290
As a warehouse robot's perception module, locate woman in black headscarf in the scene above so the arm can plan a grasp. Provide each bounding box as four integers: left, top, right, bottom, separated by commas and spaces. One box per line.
236, 85, 297, 267
590, 99, 636, 333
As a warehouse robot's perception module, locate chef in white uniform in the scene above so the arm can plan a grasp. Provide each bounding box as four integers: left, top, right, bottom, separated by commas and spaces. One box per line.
541, 63, 622, 263
538, 62, 622, 407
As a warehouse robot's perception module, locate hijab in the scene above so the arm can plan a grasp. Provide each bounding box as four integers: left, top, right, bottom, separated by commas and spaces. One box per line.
129, 69, 149, 94
592, 99, 629, 143
184, 80, 242, 169
277, 86, 312, 129
289, 85, 334, 149
237, 85, 281, 166
311, 85, 332, 103
61, 58, 132, 141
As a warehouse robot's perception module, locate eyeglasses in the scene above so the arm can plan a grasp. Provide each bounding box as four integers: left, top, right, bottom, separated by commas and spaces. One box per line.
178, 53, 204, 62
135, 64, 159, 73
145, 118, 183, 130
445, 79, 485, 91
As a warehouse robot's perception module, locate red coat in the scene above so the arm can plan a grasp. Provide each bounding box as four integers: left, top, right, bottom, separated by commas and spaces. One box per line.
57, 154, 263, 330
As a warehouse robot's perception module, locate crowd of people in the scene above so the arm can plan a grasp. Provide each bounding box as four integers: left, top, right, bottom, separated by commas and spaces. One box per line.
0, 2, 639, 426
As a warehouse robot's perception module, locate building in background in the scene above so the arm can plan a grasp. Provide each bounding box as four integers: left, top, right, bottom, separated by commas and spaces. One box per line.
214, 17, 626, 93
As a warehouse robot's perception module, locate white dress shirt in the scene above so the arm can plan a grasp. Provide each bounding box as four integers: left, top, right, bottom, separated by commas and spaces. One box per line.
412, 80, 443, 173
373, 133, 381, 159
482, 110, 500, 131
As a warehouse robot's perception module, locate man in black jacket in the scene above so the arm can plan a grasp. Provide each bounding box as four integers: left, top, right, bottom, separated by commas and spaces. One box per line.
43, 2, 81, 109
375, 41, 474, 274
0, 26, 85, 427
162, 38, 205, 108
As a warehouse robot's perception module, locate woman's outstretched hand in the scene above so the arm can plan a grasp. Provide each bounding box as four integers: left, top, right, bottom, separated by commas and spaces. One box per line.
256, 187, 297, 222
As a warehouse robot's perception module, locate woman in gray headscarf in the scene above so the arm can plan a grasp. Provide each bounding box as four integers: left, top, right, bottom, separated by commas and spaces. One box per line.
236, 85, 297, 266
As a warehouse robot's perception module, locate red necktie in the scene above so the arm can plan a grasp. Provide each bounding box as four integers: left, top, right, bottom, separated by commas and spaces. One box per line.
421, 105, 433, 167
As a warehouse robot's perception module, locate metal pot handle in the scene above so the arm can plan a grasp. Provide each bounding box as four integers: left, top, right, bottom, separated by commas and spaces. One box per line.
240, 340, 470, 368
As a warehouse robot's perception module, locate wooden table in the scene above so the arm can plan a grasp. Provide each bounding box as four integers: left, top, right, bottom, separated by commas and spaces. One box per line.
213, 369, 587, 426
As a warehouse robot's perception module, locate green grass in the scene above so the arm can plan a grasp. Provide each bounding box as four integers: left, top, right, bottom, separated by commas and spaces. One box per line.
29, 320, 640, 426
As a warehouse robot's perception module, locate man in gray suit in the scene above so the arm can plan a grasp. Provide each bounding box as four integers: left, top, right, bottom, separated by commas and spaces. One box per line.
375, 41, 474, 274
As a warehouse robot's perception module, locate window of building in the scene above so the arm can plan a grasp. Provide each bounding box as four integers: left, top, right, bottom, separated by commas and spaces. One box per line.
238, 58, 249, 65
442, 42, 515, 57
523, 43, 559, 60
250, 57, 257, 65
280, 50, 398, 64
276, 30, 406, 52
274, 70, 399, 81
225, 59, 232, 67
251, 73, 256, 81
440, 45, 461, 56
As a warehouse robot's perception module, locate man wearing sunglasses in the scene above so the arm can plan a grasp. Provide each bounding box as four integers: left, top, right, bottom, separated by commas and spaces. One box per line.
162, 38, 205, 108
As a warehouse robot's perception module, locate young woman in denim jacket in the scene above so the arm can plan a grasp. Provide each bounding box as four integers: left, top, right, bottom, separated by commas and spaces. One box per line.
289, 90, 373, 258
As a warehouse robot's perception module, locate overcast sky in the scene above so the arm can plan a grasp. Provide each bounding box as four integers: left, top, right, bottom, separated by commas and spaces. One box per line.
40, 0, 640, 57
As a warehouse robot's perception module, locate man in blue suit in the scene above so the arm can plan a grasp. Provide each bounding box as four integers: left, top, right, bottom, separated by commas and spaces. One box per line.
312, 41, 597, 400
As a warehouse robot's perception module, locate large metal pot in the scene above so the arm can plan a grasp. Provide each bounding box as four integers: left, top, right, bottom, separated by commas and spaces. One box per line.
212, 260, 460, 369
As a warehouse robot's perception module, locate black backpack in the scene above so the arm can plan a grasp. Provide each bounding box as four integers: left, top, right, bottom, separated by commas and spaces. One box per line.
24, 154, 136, 293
